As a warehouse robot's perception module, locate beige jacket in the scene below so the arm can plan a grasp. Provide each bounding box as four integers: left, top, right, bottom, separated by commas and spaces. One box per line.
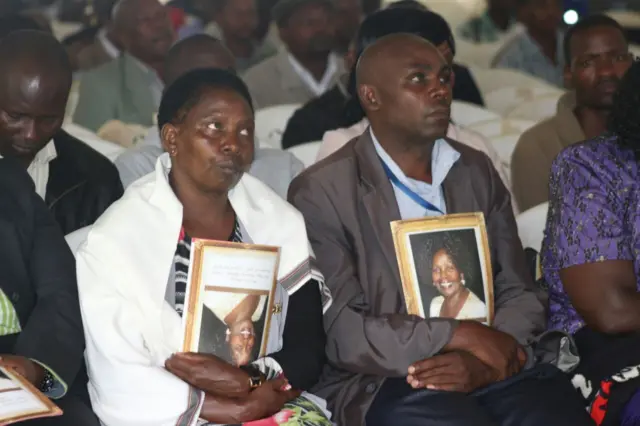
511, 92, 584, 212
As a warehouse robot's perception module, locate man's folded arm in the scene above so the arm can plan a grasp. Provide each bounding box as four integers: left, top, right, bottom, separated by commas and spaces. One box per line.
289, 177, 457, 377
13, 190, 84, 392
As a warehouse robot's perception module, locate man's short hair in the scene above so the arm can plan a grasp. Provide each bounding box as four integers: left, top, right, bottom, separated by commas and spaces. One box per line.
271, 0, 332, 27
563, 14, 626, 64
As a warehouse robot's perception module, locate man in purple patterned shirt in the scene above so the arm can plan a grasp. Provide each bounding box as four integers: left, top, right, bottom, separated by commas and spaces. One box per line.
543, 59, 640, 426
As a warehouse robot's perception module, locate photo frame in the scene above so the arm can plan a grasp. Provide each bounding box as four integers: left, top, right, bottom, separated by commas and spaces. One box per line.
181, 240, 280, 366
0, 365, 62, 424
391, 213, 494, 325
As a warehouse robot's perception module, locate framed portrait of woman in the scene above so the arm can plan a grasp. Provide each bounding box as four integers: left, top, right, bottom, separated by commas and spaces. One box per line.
181, 240, 280, 366
391, 213, 494, 325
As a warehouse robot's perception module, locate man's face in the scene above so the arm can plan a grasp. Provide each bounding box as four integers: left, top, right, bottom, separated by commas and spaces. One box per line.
0, 71, 69, 164
279, 3, 335, 57
123, 0, 175, 63
519, 0, 562, 34
362, 39, 453, 142
332, 0, 363, 53
218, 0, 258, 41
567, 26, 632, 109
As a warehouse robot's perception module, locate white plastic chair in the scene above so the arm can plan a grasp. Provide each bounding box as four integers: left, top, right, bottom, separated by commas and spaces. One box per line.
450, 101, 501, 128
286, 141, 322, 168
65, 226, 91, 256
505, 93, 562, 121
516, 202, 549, 252
483, 86, 563, 116
468, 118, 537, 139
469, 66, 557, 96
254, 104, 301, 149
62, 123, 125, 162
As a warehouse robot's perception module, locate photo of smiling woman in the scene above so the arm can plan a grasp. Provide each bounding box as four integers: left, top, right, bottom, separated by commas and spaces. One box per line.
410, 230, 487, 322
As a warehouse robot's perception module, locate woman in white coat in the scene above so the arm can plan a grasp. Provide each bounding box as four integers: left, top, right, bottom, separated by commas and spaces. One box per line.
76, 68, 332, 426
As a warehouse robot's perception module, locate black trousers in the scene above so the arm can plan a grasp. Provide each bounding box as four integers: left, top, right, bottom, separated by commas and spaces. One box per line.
366, 364, 595, 426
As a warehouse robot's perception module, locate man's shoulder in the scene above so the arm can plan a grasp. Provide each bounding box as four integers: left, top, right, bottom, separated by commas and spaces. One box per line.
53, 131, 121, 182
78, 56, 122, 86
242, 53, 281, 81
514, 117, 558, 152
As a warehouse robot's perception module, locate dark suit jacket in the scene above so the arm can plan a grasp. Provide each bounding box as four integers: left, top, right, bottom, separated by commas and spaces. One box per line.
47, 130, 124, 235
288, 132, 545, 426
281, 85, 359, 150
0, 158, 85, 389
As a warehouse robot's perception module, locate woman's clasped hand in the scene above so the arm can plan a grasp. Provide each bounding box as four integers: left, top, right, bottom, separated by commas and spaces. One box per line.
165, 352, 300, 423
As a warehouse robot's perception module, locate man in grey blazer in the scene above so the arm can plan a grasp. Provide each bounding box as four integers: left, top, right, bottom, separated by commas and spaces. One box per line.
241, 0, 344, 109
116, 35, 304, 198
289, 34, 592, 426
73, 0, 174, 131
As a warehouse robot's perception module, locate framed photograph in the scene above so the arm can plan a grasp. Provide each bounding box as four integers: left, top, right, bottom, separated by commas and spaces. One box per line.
391, 213, 494, 325
0, 365, 62, 424
181, 240, 280, 367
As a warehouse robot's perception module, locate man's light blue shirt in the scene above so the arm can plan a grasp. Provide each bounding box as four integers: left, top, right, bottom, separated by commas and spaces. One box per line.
371, 130, 460, 220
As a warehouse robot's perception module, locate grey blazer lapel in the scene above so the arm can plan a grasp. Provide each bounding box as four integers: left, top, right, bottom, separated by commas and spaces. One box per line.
354, 132, 402, 282
121, 54, 158, 123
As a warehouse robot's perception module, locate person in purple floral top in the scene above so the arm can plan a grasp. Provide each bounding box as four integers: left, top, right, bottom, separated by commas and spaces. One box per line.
542, 59, 640, 426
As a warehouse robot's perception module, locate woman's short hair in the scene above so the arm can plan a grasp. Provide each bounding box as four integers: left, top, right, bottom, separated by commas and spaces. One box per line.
420, 231, 475, 286
158, 68, 254, 130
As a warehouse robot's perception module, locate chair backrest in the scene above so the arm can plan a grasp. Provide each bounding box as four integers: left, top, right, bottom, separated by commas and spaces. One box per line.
505, 93, 562, 121
254, 104, 301, 149
286, 141, 322, 168
65, 226, 91, 256
62, 123, 126, 162
483, 86, 563, 116
450, 101, 501, 128
516, 202, 549, 252
469, 66, 557, 95
468, 118, 537, 139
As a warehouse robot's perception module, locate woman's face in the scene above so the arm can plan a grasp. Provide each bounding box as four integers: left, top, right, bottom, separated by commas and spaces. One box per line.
162, 87, 255, 194
431, 248, 464, 298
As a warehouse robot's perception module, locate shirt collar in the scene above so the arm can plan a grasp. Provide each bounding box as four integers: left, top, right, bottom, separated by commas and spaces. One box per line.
33, 140, 57, 165
370, 128, 460, 190
97, 28, 120, 60
287, 52, 339, 96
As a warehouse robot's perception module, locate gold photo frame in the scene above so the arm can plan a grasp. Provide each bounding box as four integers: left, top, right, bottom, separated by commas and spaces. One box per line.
181, 240, 280, 366
391, 213, 494, 325
0, 365, 62, 424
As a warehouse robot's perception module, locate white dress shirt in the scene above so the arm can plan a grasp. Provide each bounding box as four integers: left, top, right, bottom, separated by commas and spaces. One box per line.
371, 129, 460, 220
287, 53, 340, 97
0, 140, 57, 199
97, 28, 120, 60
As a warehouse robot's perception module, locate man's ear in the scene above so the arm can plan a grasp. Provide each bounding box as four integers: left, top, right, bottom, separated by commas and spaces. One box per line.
358, 84, 381, 112
161, 123, 179, 156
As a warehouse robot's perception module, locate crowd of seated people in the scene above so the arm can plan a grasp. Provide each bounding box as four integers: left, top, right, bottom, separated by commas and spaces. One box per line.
2, 0, 640, 425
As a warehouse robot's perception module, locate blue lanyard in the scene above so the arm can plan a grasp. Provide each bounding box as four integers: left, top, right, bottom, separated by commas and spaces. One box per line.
381, 161, 444, 215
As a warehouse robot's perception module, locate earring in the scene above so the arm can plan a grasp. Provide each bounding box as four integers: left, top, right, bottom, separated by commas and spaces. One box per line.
461, 279, 466, 286
170, 149, 177, 156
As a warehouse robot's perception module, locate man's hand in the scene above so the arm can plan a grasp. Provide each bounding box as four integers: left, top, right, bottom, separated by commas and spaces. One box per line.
407, 350, 496, 393
166, 352, 250, 398
0, 355, 45, 387
445, 321, 526, 381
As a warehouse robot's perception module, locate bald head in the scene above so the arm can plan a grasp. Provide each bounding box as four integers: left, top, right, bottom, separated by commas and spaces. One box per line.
163, 35, 236, 86
0, 31, 72, 165
356, 34, 452, 144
